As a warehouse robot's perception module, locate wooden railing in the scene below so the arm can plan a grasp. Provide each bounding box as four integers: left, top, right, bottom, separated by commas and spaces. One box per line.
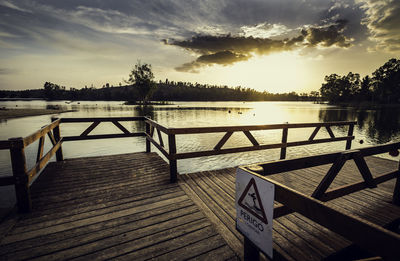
145, 119, 356, 182
0, 119, 63, 212
58, 117, 146, 141
0, 117, 356, 212
241, 142, 400, 260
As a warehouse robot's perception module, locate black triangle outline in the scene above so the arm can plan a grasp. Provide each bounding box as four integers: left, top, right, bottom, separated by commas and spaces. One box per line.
238, 177, 268, 224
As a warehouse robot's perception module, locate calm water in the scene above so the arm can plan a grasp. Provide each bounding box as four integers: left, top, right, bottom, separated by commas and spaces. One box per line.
1, 100, 400, 208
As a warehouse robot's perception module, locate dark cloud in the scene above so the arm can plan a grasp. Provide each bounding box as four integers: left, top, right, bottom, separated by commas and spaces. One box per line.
304, 19, 351, 47
175, 50, 249, 72
168, 20, 352, 72
169, 35, 290, 55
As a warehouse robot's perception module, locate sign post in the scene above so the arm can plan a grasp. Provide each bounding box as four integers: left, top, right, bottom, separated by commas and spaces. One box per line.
236, 167, 275, 259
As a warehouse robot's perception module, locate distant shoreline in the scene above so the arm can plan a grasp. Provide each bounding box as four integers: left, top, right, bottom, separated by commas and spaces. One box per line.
0, 108, 74, 120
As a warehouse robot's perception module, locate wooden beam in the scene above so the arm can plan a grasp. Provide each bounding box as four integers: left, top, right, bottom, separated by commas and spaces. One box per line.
0, 176, 14, 186
36, 137, 44, 163
353, 153, 377, 188
280, 128, 288, 159
273, 204, 293, 218
0, 140, 12, 150
167, 121, 356, 135
244, 237, 260, 261
214, 132, 233, 150
145, 122, 151, 153
60, 116, 145, 123
145, 134, 170, 159
322, 170, 399, 201
23, 119, 61, 147
63, 132, 145, 141
308, 126, 320, 141
173, 137, 352, 160
112, 120, 131, 135
168, 134, 178, 183
150, 126, 154, 137
311, 153, 348, 199
53, 124, 63, 162
346, 123, 355, 150
80, 121, 100, 137
27, 138, 63, 183
157, 128, 164, 147
257, 173, 400, 260
145, 118, 170, 134
243, 131, 259, 146
325, 126, 335, 138
47, 131, 56, 146
9, 137, 30, 213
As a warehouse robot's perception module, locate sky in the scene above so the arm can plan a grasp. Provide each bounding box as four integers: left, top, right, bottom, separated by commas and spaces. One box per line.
0, 0, 399, 93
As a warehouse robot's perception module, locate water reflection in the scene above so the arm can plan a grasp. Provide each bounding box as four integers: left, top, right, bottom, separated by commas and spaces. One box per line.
319, 107, 400, 143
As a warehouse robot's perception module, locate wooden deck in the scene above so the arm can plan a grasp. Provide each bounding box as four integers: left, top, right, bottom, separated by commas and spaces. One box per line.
1, 151, 399, 260
0, 152, 238, 261
180, 156, 400, 261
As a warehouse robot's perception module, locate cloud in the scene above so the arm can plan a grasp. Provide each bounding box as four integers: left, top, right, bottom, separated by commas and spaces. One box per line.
0, 0, 32, 13
175, 50, 250, 72
357, 0, 400, 51
168, 20, 352, 72
304, 19, 352, 47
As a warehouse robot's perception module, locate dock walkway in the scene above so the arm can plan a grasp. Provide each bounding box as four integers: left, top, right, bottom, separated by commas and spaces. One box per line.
0, 152, 238, 261
180, 156, 400, 261
1, 152, 399, 260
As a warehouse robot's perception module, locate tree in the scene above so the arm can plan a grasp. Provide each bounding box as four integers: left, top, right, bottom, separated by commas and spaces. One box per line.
320, 72, 360, 103
126, 61, 157, 103
371, 58, 400, 103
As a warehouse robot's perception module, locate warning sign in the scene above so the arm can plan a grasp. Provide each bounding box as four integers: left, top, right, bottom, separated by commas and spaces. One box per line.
238, 177, 269, 225
236, 167, 275, 259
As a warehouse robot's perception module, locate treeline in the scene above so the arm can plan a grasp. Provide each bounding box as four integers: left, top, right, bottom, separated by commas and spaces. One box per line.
0, 81, 320, 102
320, 58, 400, 104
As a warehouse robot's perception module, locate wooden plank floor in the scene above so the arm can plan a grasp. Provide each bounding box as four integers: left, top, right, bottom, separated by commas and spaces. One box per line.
179, 156, 400, 261
0, 152, 238, 261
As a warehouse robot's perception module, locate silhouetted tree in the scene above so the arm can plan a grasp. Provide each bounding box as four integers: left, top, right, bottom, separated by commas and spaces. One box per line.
320, 72, 360, 103
371, 58, 400, 103
126, 61, 157, 103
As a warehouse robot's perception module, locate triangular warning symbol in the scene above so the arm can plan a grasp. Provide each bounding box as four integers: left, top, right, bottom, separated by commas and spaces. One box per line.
238, 178, 268, 224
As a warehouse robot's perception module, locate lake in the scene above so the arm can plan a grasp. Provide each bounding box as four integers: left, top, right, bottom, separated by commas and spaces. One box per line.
1, 100, 400, 208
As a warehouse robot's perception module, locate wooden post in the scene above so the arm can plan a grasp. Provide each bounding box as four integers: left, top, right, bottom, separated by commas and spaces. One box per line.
244, 236, 259, 261
168, 134, 177, 183
393, 160, 400, 206
280, 127, 288, 159
9, 138, 31, 213
145, 122, 151, 153
346, 123, 354, 150
52, 121, 63, 162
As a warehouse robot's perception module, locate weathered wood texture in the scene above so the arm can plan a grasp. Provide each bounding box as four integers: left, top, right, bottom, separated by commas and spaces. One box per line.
0, 152, 238, 261
179, 156, 400, 261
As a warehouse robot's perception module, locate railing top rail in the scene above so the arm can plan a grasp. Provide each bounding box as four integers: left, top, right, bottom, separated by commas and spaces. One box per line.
59, 116, 146, 123
144, 117, 170, 134
0, 140, 12, 150
165, 121, 356, 135
21, 118, 61, 147
246, 141, 400, 175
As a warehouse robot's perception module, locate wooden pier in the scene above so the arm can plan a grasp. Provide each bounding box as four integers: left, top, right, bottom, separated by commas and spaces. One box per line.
0, 117, 399, 260
0, 152, 238, 260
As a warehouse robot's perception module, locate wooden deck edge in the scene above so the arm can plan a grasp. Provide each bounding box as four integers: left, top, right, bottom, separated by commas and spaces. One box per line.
178, 178, 244, 260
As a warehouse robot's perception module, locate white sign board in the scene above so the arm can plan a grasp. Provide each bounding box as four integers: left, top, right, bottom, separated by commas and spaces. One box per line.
236, 167, 275, 259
